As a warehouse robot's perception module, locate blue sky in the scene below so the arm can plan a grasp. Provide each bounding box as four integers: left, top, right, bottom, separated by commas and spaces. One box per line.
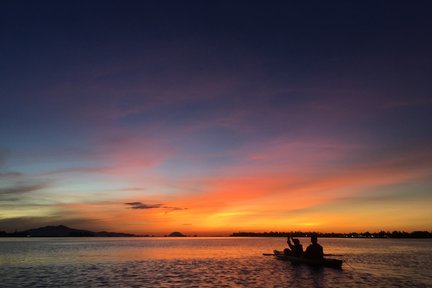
1, 0, 431, 234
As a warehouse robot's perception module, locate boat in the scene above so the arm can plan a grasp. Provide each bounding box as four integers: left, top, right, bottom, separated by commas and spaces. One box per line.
273, 250, 343, 269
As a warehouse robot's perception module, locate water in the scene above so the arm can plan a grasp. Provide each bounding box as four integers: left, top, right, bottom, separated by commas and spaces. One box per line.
0, 237, 431, 287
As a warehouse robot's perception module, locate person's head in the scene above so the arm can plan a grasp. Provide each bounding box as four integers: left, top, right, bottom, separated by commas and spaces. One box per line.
293, 239, 300, 245
311, 234, 318, 244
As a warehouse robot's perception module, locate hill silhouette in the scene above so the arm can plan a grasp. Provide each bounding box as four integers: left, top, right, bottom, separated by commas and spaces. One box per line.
0, 225, 139, 237
167, 231, 186, 237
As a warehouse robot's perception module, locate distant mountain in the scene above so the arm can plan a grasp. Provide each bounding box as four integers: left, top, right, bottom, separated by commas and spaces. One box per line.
23, 225, 94, 237
94, 230, 138, 237
167, 231, 186, 237
0, 225, 139, 237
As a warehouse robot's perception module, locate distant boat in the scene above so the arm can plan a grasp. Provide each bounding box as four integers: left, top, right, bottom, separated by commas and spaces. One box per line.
273, 250, 343, 269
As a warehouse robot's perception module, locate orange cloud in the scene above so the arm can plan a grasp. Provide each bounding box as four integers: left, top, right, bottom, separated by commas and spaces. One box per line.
20, 140, 431, 235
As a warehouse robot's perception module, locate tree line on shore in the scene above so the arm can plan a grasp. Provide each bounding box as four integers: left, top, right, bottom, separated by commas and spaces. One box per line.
230, 230, 432, 238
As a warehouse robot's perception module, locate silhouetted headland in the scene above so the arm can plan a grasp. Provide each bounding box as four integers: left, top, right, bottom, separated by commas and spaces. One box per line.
230, 231, 432, 238
166, 231, 186, 237
0, 225, 144, 237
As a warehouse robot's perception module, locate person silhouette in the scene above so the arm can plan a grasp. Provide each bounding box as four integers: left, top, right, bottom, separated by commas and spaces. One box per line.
304, 234, 324, 259
284, 235, 303, 257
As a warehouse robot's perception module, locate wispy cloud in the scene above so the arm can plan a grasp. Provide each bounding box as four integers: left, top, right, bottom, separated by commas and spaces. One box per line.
384, 97, 432, 109
0, 172, 23, 179
125, 201, 187, 211
0, 183, 48, 196
125, 202, 164, 209
40, 167, 110, 176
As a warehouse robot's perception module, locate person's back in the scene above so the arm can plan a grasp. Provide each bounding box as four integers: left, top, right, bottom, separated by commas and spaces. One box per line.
284, 237, 304, 257
305, 243, 323, 259
290, 239, 303, 257
304, 235, 323, 259
292, 242, 303, 257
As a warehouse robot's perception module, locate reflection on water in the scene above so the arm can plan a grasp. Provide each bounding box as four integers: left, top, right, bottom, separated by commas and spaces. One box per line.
0, 237, 431, 287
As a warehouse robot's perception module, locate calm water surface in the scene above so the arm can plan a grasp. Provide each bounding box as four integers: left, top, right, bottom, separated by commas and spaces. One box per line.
0, 237, 431, 287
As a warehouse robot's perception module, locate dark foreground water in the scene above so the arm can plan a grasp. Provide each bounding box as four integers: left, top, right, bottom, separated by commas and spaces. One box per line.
0, 237, 431, 287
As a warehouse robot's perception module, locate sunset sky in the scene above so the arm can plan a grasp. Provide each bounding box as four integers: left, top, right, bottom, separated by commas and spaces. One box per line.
1, 1, 431, 235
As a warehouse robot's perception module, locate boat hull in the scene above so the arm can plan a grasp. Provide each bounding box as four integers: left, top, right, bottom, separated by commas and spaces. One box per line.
273, 250, 343, 269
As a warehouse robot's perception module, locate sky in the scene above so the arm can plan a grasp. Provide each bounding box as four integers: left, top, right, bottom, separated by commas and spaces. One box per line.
1, 1, 432, 235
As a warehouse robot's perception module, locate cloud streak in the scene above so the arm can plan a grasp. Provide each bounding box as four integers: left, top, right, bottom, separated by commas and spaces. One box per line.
125, 202, 164, 209
0, 183, 48, 196
125, 202, 187, 211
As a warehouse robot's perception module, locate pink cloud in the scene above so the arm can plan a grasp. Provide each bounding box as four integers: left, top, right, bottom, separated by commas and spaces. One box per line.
95, 136, 174, 177
164, 142, 432, 215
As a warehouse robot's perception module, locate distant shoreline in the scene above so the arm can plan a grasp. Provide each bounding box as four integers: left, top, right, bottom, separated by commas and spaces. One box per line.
1, 225, 431, 238
0, 225, 143, 238
0, 225, 196, 238
230, 231, 432, 239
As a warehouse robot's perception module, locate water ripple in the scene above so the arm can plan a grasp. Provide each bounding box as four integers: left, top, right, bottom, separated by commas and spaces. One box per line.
0, 238, 431, 287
